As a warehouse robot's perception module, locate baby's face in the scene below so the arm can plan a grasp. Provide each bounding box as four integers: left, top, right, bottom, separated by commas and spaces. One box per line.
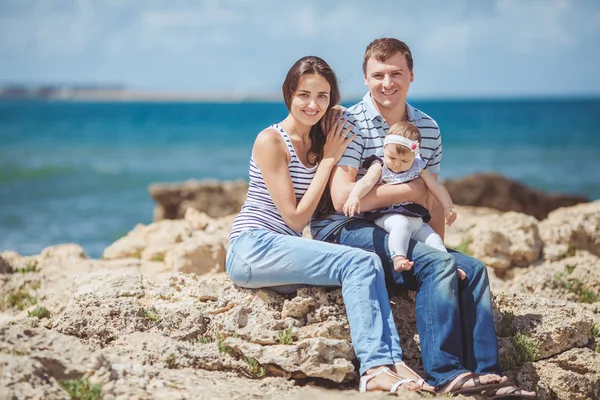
383, 145, 415, 173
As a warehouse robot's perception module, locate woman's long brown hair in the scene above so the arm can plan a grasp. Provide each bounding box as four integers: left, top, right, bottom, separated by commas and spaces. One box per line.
281, 56, 339, 219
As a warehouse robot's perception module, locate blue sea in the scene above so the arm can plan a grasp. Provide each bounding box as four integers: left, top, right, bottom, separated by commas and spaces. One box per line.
1, 99, 600, 258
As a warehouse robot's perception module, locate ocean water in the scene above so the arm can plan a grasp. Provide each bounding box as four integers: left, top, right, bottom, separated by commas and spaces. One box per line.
1, 99, 599, 258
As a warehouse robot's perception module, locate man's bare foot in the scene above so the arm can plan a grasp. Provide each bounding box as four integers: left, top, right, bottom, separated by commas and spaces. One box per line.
392, 362, 435, 393
393, 255, 414, 272
360, 366, 421, 393
438, 372, 508, 395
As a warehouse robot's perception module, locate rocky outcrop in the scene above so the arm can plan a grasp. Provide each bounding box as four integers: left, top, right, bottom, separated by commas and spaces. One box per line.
514, 348, 600, 400
102, 208, 232, 276
3, 200, 600, 399
149, 179, 248, 220
538, 201, 600, 261
444, 173, 588, 220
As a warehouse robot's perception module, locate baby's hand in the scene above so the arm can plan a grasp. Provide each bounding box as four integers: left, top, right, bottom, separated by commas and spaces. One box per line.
445, 207, 457, 226
343, 196, 361, 217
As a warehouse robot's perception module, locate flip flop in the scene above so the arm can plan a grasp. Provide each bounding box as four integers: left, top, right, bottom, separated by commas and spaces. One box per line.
481, 383, 537, 399
359, 367, 418, 394
446, 372, 507, 396
394, 361, 436, 394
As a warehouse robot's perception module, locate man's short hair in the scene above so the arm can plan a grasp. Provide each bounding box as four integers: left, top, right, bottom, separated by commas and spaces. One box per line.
363, 38, 414, 74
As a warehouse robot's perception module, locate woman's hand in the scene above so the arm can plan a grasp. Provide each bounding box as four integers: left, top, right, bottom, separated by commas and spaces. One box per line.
320, 105, 346, 134
322, 118, 355, 165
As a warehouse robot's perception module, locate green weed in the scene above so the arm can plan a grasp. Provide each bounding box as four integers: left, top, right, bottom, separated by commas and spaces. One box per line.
277, 327, 294, 345
27, 306, 51, 319
455, 237, 472, 256
500, 333, 538, 371
143, 309, 160, 322
216, 333, 234, 355
13, 260, 38, 273
58, 378, 103, 400
151, 253, 165, 262
192, 336, 213, 344
131, 249, 142, 259
165, 353, 177, 368
554, 273, 599, 304
244, 356, 266, 378
496, 310, 516, 337
4, 288, 37, 310
565, 263, 577, 274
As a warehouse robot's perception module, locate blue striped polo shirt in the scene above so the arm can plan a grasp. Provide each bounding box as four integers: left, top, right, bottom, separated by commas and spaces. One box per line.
310, 93, 443, 241
229, 124, 317, 243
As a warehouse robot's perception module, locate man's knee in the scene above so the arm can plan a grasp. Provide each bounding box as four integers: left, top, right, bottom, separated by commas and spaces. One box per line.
423, 251, 458, 277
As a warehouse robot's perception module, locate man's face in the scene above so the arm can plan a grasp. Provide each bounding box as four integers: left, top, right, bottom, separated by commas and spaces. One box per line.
364, 52, 414, 111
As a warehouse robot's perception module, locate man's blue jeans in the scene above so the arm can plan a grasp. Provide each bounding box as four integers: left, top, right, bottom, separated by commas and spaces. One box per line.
324, 219, 501, 389
226, 228, 404, 376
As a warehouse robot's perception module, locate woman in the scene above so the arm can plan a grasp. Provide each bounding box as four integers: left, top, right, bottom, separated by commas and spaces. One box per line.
226, 56, 434, 393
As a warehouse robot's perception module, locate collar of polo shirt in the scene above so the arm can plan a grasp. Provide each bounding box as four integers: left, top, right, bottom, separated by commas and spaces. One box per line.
362, 92, 421, 124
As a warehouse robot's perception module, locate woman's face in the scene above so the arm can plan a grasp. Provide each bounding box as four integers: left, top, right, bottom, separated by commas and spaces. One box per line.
290, 73, 331, 127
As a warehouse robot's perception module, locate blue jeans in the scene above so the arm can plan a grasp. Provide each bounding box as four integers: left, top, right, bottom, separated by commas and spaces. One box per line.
324, 219, 501, 389
226, 228, 404, 376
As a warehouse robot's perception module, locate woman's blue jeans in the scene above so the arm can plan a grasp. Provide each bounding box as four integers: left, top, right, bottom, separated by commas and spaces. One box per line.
226, 228, 403, 376
324, 219, 501, 389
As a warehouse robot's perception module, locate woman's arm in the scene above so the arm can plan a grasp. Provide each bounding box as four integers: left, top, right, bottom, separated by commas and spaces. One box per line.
254, 124, 353, 232
343, 163, 382, 217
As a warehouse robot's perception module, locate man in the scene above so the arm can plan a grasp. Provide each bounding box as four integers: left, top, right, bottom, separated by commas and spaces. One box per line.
312, 38, 535, 398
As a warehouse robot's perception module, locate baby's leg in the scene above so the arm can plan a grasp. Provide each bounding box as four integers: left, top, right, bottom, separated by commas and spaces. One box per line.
412, 223, 447, 253
374, 214, 414, 271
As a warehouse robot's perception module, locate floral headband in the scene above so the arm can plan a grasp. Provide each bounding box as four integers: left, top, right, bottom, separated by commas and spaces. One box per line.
383, 135, 420, 155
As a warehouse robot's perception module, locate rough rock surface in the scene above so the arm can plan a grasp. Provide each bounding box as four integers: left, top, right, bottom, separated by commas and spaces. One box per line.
538, 200, 600, 261
468, 212, 542, 273
149, 179, 248, 220
3, 200, 600, 399
514, 348, 600, 400
102, 209, 233, 276
444, 172, 588, 220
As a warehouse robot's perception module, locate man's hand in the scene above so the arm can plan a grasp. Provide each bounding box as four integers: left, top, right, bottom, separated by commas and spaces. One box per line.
321, 105, 346, 134
406, 178, 428, 207
343, 196, 361, 217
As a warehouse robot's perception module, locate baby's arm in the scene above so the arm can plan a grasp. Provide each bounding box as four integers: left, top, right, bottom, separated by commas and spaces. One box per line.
419, 169, 457, 226
343, 163, 382, 217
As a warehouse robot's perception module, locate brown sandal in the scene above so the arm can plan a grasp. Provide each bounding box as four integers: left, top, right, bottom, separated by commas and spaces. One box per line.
481, 383, 537, 399
445, 372, 507, 396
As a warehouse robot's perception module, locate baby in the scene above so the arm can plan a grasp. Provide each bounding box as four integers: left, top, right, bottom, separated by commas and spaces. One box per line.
344, 122, 461, 274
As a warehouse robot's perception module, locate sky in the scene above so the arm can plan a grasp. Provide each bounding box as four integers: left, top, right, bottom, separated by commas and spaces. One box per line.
1, 0, 599, 99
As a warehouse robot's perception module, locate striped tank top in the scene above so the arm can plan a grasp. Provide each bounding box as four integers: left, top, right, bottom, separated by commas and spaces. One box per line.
228, 124, 317, 243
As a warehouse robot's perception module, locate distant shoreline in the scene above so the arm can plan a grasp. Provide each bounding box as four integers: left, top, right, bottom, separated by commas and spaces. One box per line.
1, 87, 599, 103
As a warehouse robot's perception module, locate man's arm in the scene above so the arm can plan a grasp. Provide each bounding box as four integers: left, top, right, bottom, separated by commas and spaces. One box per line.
330, 165, 428, 213
426, 173, 445, 240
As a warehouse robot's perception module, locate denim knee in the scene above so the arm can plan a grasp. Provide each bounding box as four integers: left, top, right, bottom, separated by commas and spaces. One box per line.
423, 252, 457, 277
342, 249, 385, 280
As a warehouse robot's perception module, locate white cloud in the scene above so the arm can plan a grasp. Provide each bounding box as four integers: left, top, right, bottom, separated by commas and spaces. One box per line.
0, 0, 598, 95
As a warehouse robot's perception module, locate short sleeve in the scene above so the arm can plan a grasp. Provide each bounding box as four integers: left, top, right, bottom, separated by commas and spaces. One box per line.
336, 118, 363, 170
426, 129, 442, 175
